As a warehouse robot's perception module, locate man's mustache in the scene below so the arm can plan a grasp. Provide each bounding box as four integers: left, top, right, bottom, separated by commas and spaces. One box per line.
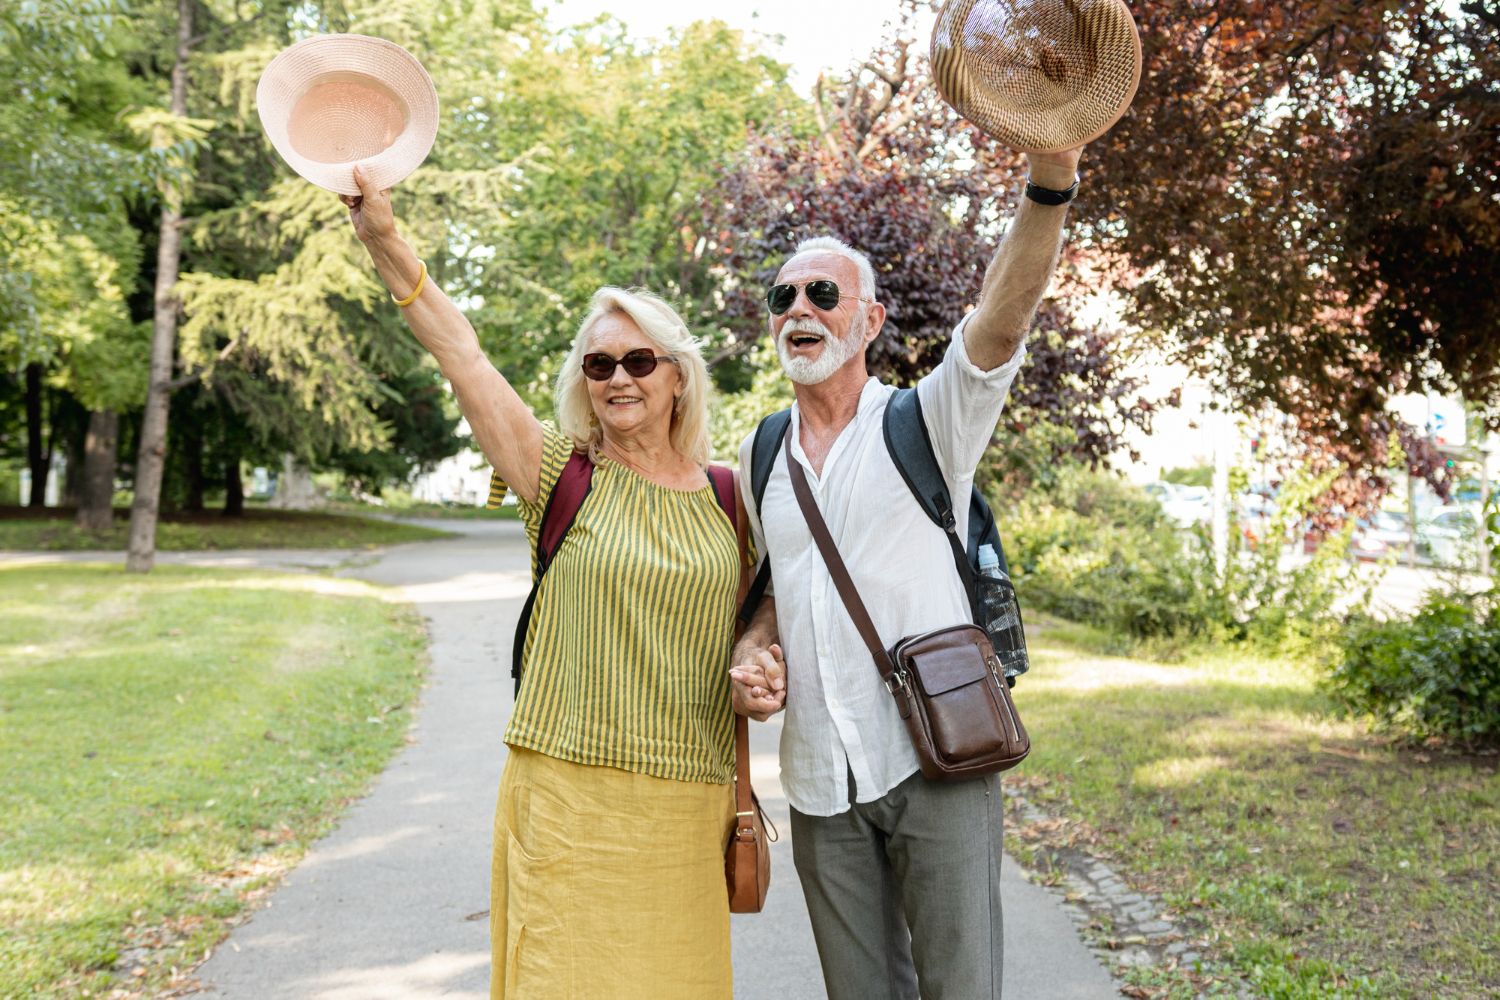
779, 318, 834, 346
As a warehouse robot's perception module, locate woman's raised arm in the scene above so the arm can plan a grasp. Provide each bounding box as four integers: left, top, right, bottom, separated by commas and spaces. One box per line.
342, 166, 545, 502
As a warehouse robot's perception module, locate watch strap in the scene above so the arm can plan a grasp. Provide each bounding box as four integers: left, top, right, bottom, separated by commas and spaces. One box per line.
1024, 177, 1080, 206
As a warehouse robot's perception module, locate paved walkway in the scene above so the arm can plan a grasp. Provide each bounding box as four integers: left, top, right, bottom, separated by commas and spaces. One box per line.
7, 521, 1119, 999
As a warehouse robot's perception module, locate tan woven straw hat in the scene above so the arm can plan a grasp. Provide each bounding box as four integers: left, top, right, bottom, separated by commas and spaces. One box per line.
257, 34, 438, 196
931, 0, 1142, 153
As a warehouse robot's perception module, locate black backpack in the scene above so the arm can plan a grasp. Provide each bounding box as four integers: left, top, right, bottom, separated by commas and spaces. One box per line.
740, 387, 1030, 683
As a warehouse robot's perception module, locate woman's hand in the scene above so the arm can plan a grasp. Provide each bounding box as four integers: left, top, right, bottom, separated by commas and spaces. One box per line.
730, 643, 786, 722
339, 165, 396, 245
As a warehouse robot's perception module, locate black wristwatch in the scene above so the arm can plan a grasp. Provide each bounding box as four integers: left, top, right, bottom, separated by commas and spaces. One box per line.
1024, 176, 1080, 206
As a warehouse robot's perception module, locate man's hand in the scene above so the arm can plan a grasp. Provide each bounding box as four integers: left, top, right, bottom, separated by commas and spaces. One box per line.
730, 643, 786, 722
1023, 146, 1083, 192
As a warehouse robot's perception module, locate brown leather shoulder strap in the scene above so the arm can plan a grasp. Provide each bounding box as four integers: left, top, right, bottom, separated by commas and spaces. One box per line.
782, 432, 897, 681
730, 467, 754, 825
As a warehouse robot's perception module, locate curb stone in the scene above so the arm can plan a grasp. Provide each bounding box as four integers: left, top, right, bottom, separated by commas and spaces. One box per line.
1003, 784, 1258, 1000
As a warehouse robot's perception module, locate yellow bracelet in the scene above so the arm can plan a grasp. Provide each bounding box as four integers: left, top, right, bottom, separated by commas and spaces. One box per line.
392, 260, 427, 307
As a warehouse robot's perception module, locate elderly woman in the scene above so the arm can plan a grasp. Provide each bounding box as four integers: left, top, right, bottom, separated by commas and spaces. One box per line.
340, 167, 783, 998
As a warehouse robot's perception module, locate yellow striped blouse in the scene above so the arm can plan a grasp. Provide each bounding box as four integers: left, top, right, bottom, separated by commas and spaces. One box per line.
488, 424, 738, 784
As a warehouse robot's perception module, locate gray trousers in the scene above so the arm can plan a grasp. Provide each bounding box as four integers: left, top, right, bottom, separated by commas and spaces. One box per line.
790, 767, 1004, 1000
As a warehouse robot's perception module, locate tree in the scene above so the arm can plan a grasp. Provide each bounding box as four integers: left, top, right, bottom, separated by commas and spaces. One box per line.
1073, 0, 1499, 505
0, 203, 144, 510
125, 0, 208, 570
117, 0, 533, 560
425, 16, 800, 404
1, 0, 149, 520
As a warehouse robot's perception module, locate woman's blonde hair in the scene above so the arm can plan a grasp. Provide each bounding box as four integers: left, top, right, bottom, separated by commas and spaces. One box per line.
554, 287, 714, 467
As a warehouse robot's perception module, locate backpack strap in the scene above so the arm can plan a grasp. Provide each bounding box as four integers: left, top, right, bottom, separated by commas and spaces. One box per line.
740, 409, 791, 625
707, 464, 737, 533
750, 408, 792, 513
512, 451, 594, 695
882, 387, 982, 620
883, 388, 954, 532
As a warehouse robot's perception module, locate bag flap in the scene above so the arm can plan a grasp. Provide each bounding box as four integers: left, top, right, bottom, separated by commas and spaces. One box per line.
902, 627, 993, 696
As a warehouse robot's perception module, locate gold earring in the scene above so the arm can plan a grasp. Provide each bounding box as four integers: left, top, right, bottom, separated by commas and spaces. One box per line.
588, 411, 598, 427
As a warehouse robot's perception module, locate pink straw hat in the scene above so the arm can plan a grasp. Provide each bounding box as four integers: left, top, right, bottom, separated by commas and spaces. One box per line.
931, 0, 1142, 153
257, 33, 439, 196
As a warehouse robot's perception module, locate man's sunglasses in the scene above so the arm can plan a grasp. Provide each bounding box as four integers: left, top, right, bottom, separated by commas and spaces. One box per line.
581, 349, 676, 382
765, 280, 873, 316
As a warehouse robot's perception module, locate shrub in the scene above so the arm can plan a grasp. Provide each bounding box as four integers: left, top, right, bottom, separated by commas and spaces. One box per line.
1328, 590, 1500, 743
997, 464, 1357, 657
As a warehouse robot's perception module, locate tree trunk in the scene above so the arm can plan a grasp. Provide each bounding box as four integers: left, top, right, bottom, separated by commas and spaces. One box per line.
223, 454, 244, 517
267, 454, 322, 509
183, 423, 205, 512
25, 363, 46, 507
76, 409, 119, 531
125, 0, 193, 573
57, 394, 87, 508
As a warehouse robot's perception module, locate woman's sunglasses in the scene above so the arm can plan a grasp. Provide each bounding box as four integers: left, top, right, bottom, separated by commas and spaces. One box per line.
765, 279, 872, 316
581, 349, 676, 382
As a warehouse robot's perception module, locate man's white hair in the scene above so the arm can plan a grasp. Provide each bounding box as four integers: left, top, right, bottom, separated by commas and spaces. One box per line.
790, 235, 876, 300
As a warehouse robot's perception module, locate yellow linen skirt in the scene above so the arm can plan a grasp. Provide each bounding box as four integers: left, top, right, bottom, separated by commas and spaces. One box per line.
490, 747, 735, 1000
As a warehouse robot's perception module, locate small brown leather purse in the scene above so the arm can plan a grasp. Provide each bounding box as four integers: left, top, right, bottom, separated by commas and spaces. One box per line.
723, 471, 775, 912
785, 435, 1029, 782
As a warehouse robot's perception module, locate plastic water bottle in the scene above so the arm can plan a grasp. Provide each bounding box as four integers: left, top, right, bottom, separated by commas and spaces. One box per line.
975, 543, 1028, 682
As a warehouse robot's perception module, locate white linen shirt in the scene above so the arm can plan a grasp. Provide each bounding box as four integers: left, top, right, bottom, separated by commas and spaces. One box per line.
738, 315, 1026, 817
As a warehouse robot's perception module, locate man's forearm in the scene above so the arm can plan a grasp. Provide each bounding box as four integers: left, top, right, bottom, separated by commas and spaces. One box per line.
964, 197, 1068, 370
733, 595, 778, 662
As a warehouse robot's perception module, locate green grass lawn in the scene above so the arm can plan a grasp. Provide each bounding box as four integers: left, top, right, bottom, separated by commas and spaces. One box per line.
0, 563, 428, 999
1007, 617, 1500, 999
0, 507, 455, 551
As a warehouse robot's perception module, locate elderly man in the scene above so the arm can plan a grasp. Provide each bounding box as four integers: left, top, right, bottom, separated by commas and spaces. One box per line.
728, 146, 1082, 999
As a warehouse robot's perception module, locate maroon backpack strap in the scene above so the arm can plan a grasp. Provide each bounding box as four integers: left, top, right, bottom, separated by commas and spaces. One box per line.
707, 465, 737, 534
537, 451, 595, 567
514, 450, 594, 695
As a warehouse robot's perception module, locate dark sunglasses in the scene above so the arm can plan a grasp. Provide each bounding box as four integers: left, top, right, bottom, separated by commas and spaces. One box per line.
581, 348, 676, 381
765, 279, 873, 316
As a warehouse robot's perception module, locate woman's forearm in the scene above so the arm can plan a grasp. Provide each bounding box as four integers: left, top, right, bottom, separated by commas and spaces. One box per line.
364, 234, 483, 370
362, 232, 545, 501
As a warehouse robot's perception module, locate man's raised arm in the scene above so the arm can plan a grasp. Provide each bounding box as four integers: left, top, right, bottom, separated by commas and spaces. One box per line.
963, 147, 1084, 371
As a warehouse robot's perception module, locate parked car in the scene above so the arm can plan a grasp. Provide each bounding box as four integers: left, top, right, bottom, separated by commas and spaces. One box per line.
1349, 510, 1413, 562
1422, 506, 1484, 567
1161, 485, 1212, 528
1143, 481, 1179, 503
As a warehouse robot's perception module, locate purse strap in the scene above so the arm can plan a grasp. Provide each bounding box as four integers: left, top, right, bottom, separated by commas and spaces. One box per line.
729, 470, 756, 837
783, 431, 900, 683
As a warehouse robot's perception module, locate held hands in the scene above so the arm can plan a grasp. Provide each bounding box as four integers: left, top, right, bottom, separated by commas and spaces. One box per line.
339, 164, 396, 245
729, 643, 786, 722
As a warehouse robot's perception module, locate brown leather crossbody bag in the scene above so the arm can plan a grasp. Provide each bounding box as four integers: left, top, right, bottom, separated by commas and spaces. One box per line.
785, 434, 1030, 782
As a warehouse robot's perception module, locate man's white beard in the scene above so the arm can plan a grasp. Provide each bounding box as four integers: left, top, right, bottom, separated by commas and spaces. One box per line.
776, 315, 863, 386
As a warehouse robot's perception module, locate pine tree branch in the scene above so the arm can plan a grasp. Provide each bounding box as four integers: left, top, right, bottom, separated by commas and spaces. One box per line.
161, 370, 206, 391
161, 335, 242, 391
